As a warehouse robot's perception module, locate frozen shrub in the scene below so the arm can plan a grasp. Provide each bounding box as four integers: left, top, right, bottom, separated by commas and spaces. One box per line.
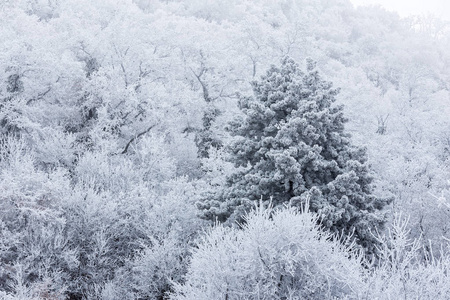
0, 137, 75, 297
364, 214, 450, 299
173, 203, 366, 300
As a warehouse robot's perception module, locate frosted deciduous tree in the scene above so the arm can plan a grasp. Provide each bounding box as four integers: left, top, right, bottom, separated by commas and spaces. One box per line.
200, 57, 391, 254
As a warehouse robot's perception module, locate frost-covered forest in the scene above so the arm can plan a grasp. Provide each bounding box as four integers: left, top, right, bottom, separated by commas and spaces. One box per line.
1, 0, 450, 299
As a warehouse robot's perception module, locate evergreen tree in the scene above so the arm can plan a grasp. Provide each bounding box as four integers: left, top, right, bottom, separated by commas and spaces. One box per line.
200, 57, 392, 254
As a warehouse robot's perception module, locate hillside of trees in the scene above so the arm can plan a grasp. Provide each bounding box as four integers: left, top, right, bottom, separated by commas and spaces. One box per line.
1, 0, 450, 299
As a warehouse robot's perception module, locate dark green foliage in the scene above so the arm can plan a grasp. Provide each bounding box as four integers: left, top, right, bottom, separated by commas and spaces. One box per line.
1, 73, 23, 135
195, 105, 222, 158
199, 57, 392, 254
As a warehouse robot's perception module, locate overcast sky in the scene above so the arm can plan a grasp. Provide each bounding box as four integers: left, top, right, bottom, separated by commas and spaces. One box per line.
350, 0, 450, 21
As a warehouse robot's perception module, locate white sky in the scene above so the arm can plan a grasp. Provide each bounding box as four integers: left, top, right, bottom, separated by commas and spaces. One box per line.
350, 0, 450, 21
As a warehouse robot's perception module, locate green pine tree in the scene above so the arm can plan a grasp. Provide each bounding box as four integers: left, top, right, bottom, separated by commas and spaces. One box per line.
199, 57, 392, 254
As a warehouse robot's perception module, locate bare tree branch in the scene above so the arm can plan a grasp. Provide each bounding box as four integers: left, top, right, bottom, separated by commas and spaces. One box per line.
121, 124, 156, 154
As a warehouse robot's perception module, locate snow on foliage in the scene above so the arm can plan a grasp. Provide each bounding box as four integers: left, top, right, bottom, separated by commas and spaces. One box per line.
1, 0, 450, 298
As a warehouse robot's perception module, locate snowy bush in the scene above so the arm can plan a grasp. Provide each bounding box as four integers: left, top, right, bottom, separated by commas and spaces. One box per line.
172, 203, 366, 300
364, 214, 450, 299
61, 136, 205, 299
0, 137, 74, 299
